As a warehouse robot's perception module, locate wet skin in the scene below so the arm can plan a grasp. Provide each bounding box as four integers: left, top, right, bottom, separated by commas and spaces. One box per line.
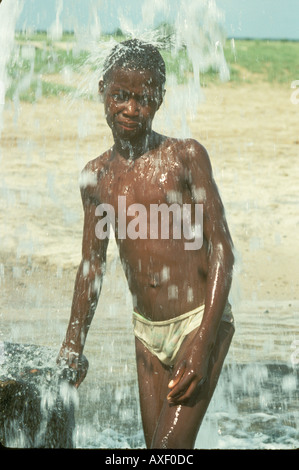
59, 67, 235, 448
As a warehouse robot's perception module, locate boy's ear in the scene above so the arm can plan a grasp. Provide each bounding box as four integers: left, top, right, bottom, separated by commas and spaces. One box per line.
98, 79, 105, 96
156, 88, 166, 110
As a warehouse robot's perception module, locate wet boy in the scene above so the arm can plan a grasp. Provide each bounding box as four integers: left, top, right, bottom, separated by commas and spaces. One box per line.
58, 39, 235, 449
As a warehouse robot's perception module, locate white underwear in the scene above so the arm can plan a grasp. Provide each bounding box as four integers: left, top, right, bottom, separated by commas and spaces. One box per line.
133, 303, 234, 366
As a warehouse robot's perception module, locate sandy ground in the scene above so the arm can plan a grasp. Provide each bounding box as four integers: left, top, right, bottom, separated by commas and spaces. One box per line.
0, 80, 298, 365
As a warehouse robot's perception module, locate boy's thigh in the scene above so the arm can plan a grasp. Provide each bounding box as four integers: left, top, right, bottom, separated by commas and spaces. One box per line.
135, 338, 172, 446
151, 321, 234, 448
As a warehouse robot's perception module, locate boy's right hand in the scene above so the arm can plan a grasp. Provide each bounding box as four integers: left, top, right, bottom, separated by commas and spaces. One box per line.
57, 349, 89, 388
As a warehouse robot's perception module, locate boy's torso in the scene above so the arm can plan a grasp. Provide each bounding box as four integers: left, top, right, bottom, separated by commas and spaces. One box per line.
92, 136, 209, 321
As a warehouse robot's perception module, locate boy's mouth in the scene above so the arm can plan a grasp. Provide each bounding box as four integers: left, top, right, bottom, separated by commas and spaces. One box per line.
117, 120, 141, 131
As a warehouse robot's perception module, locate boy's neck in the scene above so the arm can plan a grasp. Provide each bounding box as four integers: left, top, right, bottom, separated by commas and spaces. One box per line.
113, 130, 162, 160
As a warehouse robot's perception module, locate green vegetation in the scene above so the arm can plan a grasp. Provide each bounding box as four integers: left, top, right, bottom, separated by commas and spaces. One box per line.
6, 31, 299, 102
223, 39, 299, 84
162, 38, 299, 85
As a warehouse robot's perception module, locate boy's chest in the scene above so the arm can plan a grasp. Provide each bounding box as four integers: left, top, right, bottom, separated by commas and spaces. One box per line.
99, 156, 187, 210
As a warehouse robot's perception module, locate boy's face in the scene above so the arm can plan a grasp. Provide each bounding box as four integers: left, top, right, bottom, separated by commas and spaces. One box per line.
100, 67, 164, 142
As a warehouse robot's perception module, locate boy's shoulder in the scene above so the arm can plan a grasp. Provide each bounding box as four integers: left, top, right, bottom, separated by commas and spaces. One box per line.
166, 137, 209, 165
79, 149, 112, 195
83, 148, 112, 172
165, 135, 206, 151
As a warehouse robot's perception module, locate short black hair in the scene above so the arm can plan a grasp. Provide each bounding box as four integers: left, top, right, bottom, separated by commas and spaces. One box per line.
102, 39, 166, 89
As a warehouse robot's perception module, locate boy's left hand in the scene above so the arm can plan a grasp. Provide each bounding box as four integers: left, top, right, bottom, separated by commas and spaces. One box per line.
167, 345, 210, 405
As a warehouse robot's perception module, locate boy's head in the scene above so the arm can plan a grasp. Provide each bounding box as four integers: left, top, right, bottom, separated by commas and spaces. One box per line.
102, 39, 166, 93
99, 39, 166, 142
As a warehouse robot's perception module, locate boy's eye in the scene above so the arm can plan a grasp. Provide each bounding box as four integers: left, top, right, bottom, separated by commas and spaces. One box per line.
139, 95, 152, 106
112, 91, 129, 102
110, 91, 156, 106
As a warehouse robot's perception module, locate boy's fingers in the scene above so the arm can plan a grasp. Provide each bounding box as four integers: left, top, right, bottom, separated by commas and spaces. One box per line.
168, 361, 186, 389
168, 373, 207, 403
170, 380, 198, 404
167, 371, 193, 398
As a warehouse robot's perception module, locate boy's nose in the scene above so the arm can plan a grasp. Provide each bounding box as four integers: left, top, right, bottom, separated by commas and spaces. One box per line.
123, 97, 140, 116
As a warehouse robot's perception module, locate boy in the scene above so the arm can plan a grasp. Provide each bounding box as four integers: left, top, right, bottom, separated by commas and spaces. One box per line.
58, 39, 235, 449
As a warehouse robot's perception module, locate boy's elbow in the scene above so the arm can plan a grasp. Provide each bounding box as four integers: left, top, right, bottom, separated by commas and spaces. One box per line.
210, 237, 234, 270
81, 257, 106, 279
82, 259, 105, 299
227, 242, 235, 267
223, 240, 234, 273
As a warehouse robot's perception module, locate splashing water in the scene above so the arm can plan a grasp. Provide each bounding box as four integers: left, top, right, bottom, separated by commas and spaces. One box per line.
77, 0, 229, 136
0, 0, 298, 450
0, 0, 23, 137
0, 342, 77, 447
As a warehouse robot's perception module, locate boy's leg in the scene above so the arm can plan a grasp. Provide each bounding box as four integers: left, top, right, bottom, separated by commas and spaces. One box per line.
135, 321, 234, 449
151, 321, 234, 448
135, 338, 172, 448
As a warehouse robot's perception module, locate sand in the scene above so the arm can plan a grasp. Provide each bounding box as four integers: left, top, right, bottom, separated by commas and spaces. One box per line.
0, 80, 298, 365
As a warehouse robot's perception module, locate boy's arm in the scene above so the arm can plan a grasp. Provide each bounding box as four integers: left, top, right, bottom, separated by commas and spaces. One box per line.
58, 169, 108, 387
168, 140, 234, 403
189, 140, 234, 350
